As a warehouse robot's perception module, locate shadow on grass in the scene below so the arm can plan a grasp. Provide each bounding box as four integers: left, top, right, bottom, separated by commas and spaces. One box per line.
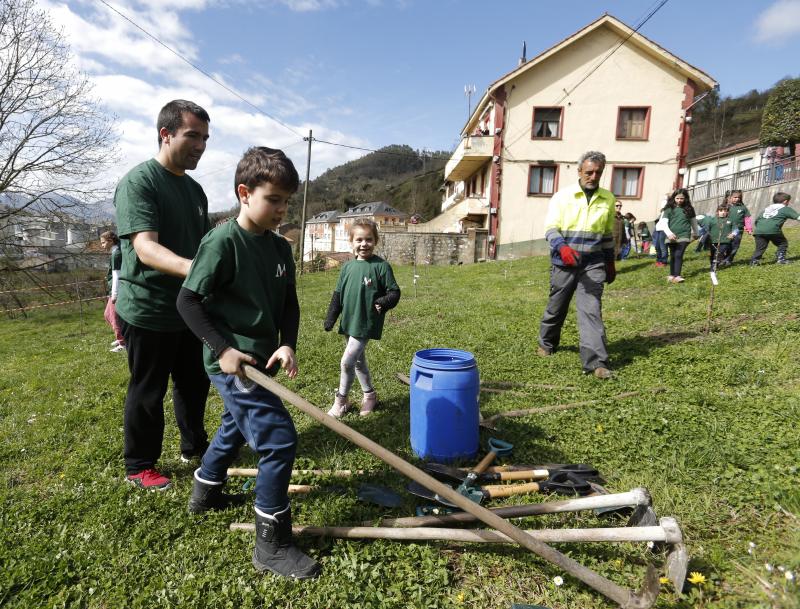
616, 259, 654, 274
609, 330, 698, 370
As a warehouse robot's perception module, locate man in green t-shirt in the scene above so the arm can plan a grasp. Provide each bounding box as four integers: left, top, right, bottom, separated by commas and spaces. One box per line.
750, 192, 798, 265
114, 100, 212, 490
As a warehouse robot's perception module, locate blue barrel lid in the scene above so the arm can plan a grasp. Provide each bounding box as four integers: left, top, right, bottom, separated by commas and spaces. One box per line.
412, 348, 476, 370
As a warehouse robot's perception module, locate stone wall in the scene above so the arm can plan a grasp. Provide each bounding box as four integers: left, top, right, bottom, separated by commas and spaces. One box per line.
375, 229, 486, 265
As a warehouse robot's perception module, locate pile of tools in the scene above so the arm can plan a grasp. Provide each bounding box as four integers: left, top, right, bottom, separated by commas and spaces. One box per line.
228, 367, 688, 608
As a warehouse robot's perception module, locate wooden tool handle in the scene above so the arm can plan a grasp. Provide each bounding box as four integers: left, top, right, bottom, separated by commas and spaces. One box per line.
472, 451, 497, 474
482, 481, 542, 498
497, 470, 548, 481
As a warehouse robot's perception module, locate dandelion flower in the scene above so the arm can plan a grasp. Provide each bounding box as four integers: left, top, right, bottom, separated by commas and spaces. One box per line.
659, 576, 671, 585
785, 571, 794, 582
596, 424, 604, 433
456, 592, 465, 604
765, 563, 773, 572
687, 572, 706, 585
647, 541, 655, 549
553, 576, 564, 586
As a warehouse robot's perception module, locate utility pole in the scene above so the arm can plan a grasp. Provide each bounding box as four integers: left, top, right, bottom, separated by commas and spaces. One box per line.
299, 129, 312, 275
464, 84, 476, 122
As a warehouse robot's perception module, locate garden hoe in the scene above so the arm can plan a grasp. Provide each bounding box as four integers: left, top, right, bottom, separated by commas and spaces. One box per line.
238, 365, 660, 608
425, 462, 600, 485
374, 488, 656, 528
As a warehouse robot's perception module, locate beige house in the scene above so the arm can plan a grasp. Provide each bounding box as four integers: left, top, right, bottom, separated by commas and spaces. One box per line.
437, 14, 717, 259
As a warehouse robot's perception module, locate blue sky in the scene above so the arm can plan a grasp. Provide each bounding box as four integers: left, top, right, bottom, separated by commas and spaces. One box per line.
42, 0, 800, 212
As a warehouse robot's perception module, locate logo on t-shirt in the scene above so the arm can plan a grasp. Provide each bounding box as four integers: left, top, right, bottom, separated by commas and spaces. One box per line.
276, 264, 287, 278
198, 206, 203, 216
363, 277, 372, 287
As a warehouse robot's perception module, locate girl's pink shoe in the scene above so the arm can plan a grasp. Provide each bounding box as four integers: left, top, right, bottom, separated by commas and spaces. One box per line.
327, 392, 349, 418
360, 391, 378, 416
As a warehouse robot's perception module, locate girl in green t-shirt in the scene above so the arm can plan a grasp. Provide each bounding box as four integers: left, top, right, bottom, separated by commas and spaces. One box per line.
656, 188, 698, 283
324, 219, 401, 417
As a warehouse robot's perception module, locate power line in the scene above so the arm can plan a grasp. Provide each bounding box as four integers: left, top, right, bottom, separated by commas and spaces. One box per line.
94, 0, 450, 166
502, 1, 671, 155
553, 0, 669, 106
95, 0, 303, 139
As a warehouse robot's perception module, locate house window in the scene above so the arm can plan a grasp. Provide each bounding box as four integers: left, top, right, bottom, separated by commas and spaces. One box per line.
695, 168, 709, 183
611, 166, 643, 198
716, 163, 729, 177
738, 157, 753, 172
616, 107, 650, 140
532, 107, 562, 139
528, 165, 558, 196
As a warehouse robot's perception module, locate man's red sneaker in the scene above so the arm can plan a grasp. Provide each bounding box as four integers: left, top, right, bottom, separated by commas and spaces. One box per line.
126, 468, 171, 490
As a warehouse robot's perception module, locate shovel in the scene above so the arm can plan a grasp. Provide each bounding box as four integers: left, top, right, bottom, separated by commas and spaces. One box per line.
425, 462, 599, 485
240, 365, 659, 608
408, 471, 592, 506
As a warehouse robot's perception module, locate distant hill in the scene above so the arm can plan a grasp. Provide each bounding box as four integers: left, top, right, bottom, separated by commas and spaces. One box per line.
688, 77, 798, 159
284, 144, 449, 225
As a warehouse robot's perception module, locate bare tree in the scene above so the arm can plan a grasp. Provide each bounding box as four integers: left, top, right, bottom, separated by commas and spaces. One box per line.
0, 0, 117, 237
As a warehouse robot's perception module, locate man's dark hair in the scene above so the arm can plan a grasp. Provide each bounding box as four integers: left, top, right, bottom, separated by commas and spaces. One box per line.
157, 100, 210, 147
773, 192, 791, 204
235, 147, 300, 198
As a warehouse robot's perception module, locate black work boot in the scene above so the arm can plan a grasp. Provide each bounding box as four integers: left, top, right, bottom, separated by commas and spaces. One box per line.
253, 505, 321, 579
187, 469, 247, 514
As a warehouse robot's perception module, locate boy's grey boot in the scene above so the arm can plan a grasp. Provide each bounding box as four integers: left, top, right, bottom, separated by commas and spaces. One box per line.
253, 506, 321, 579
188, 469, 247, 514
776, 252, 792, 264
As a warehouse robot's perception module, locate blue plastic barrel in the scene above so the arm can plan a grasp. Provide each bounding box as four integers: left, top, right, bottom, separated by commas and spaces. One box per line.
410, 348, 479, 462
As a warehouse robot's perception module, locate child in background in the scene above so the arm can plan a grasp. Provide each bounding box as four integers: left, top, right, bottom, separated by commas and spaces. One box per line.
100, 231, 125, 352
637, 221, 651, 255
176, 147, 320, 580
621, 213, 636, 258
657, 188, 699, 283
324, 219, 400, 417
750, 192, 798, 265
698, 205, 737, 271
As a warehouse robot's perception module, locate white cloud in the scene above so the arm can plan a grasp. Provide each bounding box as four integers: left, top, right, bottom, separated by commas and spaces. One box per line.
278, 0, 340, 11
38, 0, 367, 212
754, 0, 800, 43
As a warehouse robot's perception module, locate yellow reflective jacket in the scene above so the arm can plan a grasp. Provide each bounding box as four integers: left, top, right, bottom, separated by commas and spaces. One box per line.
544, 183, 616, 266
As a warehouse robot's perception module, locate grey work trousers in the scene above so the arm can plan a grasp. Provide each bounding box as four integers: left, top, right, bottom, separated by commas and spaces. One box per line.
538, 262, 610, 372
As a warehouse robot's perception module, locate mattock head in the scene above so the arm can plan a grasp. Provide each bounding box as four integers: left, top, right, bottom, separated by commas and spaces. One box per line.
622, 564, 660, 609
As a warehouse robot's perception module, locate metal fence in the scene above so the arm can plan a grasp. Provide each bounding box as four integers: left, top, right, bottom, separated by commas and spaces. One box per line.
687, 155, 799, 203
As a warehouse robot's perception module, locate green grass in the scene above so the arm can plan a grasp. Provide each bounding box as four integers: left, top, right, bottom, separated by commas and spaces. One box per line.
1, 231, 799, 609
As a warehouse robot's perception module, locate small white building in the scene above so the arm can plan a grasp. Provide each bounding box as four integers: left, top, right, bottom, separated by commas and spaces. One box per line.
303, 202, 407, 261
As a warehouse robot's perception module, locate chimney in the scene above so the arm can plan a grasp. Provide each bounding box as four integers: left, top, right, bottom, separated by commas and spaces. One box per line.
518, 41, 527, 66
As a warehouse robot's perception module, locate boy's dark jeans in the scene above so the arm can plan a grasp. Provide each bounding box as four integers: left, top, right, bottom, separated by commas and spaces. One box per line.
726, 231, 744, 263
201, 374, 297, 513
751, 233, 788, 261
709, 243, 731, 270
120, 319, 210, 474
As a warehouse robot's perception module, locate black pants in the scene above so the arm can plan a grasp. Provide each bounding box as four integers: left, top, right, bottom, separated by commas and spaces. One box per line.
709, 243, 730, 271
667, 242, 689, 277
751, 233, 788, 262
120, 318, 210, 474
726, 231, 744, 263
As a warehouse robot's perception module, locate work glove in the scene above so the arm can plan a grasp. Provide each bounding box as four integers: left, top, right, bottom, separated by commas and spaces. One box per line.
605, 261, 616, 284
558, 245, 579, 267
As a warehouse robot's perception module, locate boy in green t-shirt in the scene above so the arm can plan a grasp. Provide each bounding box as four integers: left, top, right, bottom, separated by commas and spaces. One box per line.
698, 205, 738, 271
176, 147, 320, 580
750, 192, 798, 265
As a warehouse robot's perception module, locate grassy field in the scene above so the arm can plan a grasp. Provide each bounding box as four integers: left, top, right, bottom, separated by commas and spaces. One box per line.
1, 231, 798, 609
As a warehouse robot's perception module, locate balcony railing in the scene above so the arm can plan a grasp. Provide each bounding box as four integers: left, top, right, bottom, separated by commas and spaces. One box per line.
687, 155, 799, 202
444, 135, 493, 182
